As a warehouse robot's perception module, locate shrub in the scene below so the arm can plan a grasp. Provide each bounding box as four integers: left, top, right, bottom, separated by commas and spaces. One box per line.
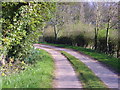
97, 37, 116, 55
44, 36, 56, 43
24, 48, 42, 64
1, 2, 56, 64
73, 35, 88, 47
0, 48, 44, 76
57, 36, 73, 45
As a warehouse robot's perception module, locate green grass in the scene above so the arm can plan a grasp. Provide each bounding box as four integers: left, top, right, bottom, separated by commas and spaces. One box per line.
2, 49, 54, 88
0, 76, 2, 89
61, 51, 107, 88
40, 42, 119, 73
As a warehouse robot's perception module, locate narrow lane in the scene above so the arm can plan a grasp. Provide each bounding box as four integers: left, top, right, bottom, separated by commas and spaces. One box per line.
35, 45, 82, 88
36, 44, 119, 88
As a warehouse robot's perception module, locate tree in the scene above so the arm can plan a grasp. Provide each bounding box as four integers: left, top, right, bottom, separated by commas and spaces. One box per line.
92, 3, 103, 50
117, 1, 120, 58
49, 3, 65, 42
1, 2, 56, 65
104, 3, 118, 53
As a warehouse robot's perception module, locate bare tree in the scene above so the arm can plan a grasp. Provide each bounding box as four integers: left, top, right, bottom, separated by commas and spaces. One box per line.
117, 1, 120, 58
93, 3, 103, 50
49, 3, 65, 41
103, 3, 118, 53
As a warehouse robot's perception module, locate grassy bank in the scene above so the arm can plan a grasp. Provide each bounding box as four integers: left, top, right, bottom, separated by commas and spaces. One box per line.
2, 49, 54, 88
40, 42, 119, 73
61, 51, 107, 88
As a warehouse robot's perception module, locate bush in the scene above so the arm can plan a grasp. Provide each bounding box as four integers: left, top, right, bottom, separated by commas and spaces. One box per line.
44, 36, 56, 43
1, 2, 56, 65
57, 36, 73, 45
24, 48, 42, 64
0, 60, 27, 76
97, 37, 106, 52
97, 37, 116, 55
74, 35, 88, 47
0, 48, 43, 76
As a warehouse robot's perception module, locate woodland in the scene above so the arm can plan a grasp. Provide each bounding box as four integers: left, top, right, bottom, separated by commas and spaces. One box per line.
0, 1, 119, 88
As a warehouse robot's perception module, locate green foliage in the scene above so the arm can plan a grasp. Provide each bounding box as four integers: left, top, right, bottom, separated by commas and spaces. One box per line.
97, 37, 117, 55
61, 51, 107, 88
57, 36, 73, 45
74, 34, 88, 47
44, 36, 56, 44
24, 48, 42, 64
2, 49, 54, 88
0, 48, 42, 76
1, 2, 56, 61
96, 29, 118, 55
0, 60, 27, 76
0, 76, 1, 90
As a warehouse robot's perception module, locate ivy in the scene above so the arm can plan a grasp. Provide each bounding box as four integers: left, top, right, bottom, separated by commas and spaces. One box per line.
1, 2, 56, 62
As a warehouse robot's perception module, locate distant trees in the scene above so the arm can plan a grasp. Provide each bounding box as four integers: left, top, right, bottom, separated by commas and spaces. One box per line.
105, 3, 118, 54
48, 3, 65, 42
117, 1, 120, 58
93, 3, 103, 50
43, 2, 119, 58
81, 2, 118, 55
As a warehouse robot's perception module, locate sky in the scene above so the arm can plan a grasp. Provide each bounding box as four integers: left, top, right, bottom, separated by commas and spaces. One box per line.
1, 0, 120, 2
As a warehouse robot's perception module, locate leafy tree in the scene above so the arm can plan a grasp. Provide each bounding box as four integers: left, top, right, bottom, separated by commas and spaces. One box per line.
1, 2, 56, 64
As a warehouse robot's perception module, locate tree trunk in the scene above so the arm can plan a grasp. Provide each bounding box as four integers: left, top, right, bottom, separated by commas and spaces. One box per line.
94, 28, 98, 50
42, 27, 45, 42
117, 47, 120, 58
117, 41, 120, 58
53, 24, 57, 43
117, 2, 120, 58
105, 20, 110, 54
106, 27, 109, 53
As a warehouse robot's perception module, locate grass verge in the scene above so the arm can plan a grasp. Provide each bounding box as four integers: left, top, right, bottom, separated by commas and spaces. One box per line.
0, 76, 2, 89
2, 49, 54, 88
61, 51, 107, 88
41, 42, 119, 73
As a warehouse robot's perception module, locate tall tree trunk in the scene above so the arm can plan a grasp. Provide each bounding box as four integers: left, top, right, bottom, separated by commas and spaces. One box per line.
42, 26, 45, 42
117, 42, 120, 58
106, 27, 109, 53
117, 1, 120, 58
94, 3, 100, 50
105, 20, 110, 54
94, 27, 98, 50
53, 24, 57, 42
117, 40, 120, 58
